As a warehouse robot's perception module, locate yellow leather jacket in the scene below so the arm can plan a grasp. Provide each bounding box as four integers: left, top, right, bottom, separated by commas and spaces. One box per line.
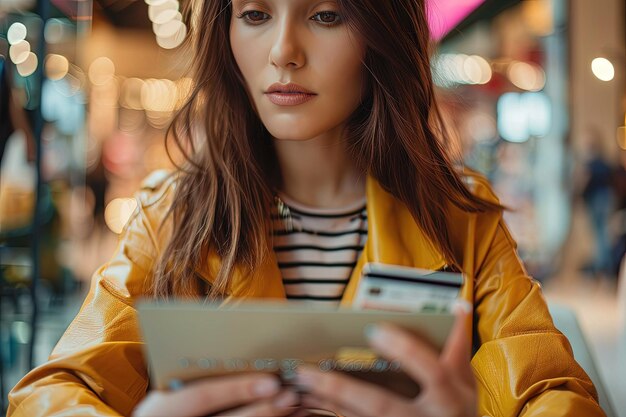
8, 170, 605, 416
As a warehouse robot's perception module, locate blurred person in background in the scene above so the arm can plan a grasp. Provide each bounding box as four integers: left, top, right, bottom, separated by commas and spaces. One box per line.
0, 56, 12, 163
0, 55, 38, 244
581, 127, 616, 280
611, 150, 626, 280
7, 0, 606, 416
0, 55, 35, 170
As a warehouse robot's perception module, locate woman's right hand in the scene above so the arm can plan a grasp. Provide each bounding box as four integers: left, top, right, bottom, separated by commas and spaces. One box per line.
133, 373, 299, 417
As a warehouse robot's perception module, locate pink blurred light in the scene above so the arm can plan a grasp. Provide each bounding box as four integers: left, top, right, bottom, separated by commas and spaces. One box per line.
427, 0, 486, 41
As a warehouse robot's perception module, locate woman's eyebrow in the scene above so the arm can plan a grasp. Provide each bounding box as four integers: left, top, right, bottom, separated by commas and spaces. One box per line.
232, 0, 266, 9
233, 0, 338, 10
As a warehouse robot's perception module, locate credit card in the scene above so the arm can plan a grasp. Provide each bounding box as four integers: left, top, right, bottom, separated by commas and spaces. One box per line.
353, 263, 464, 313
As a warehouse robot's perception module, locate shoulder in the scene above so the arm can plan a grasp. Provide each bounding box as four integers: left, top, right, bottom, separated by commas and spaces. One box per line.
136, 169, 179, 209
119, 169, 180, 246
458, 166, 501, 205
446, 166, 508, 263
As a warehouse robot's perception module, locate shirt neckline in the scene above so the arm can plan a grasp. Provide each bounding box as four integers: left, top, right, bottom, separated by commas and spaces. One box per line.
277, 192, 367, 217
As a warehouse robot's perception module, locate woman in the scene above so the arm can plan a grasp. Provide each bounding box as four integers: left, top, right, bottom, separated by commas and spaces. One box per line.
9, 0, 604, 416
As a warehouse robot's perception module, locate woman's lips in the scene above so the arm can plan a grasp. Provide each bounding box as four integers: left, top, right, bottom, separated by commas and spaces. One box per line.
265, 92, 317, 106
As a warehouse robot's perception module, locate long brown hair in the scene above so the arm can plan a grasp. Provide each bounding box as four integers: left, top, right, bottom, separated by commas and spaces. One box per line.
152, 0, 501, 299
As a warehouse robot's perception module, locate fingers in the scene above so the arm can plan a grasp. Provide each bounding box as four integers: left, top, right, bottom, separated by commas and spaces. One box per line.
440, 302, 475, 386
133, 373, 282, 417
216, 389, 299, 416
295, 365, 414, 417
300, 394, 356, 417
365, 322, 444, 388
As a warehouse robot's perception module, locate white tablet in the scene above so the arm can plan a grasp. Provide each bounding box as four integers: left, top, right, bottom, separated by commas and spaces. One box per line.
137, 300, 454, 398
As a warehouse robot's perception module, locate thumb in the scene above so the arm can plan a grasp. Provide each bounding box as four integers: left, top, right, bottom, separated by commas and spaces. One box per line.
440, 300, 474, 385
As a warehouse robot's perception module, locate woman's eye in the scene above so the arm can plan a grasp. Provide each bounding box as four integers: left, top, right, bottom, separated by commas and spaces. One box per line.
311, 11, 341, 26
238, 10, 270, 24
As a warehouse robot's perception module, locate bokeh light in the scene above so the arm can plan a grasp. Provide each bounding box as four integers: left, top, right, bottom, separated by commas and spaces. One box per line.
88, 57, 116, 86
104, 198, 138, 234
432, 53, 492, 87
464, 55, 492, 85
141, 78, 177, 112
9, 40, 31, 64
497, 92, 551, 143
148, 0, 179, 22
507, 61, 546, 91
591, 57, 615, 82
44, 18, 72, 44
156, 22, 187, 49
16, 52, 38, 77
120, 78, 146, 110
152, 8, 180, 25
147, 0, 187, 49
7, 22, 28, 45
153, 16, 184, 38
45, 54, 69, 80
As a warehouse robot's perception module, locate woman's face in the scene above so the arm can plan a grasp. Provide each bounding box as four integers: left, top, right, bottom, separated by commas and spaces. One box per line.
230, 0, 367, 141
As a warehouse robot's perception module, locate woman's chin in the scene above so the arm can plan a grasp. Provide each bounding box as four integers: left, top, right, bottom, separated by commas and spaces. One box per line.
264, 124, 322, 142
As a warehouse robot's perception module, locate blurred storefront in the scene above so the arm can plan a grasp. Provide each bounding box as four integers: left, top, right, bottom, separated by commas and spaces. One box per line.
0, 0, 192, 409
436, 2, 560, 273
433, 0, 625, 279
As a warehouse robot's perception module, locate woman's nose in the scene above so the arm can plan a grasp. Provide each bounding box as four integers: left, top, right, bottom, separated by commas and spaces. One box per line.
269, 18, 305, 69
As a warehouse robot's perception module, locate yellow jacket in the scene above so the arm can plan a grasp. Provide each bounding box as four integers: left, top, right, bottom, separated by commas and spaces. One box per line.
8, 169, 605, 416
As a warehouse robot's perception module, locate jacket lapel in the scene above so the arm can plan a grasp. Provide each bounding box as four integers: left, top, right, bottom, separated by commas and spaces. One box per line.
340, 176, 447, 305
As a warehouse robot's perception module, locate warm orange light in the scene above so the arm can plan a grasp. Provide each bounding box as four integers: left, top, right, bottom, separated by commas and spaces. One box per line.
9, 40, 30, 64
508, 61, 545, 91
88, 57, 115, 86
45, 54, 69, 80
104, 198, 138, 234
16, 52, 38, 77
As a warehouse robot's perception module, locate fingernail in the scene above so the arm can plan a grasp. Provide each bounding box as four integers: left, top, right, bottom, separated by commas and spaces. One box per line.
364, 323, 385, 342
452, 300, 472, 314
273, 390, 299, 408
168, 379, 184, 391
254, 377, 281, 397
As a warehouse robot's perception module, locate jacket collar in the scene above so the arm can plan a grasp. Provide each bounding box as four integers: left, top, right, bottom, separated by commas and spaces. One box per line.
196, 175, 447, 303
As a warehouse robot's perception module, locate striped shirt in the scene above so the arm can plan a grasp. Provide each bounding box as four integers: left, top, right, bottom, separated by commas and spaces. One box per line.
272, 193, 368, 307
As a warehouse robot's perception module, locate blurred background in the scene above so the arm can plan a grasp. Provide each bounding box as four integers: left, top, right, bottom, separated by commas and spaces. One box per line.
0, 0, 624, 414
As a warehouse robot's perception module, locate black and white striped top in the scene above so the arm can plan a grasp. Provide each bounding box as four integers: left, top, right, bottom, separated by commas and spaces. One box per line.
272, 193, 368, 307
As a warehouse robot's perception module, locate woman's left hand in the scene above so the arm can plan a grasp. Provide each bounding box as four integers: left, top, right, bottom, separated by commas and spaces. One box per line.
295, 304, 477, 417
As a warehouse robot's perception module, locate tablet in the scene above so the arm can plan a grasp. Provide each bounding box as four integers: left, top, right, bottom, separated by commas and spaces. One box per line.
137, 301, 454, 397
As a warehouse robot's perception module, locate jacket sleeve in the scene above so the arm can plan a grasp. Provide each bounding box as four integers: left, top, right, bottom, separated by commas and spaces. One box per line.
7, 177, 169, 417
470, 212, 606, 416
